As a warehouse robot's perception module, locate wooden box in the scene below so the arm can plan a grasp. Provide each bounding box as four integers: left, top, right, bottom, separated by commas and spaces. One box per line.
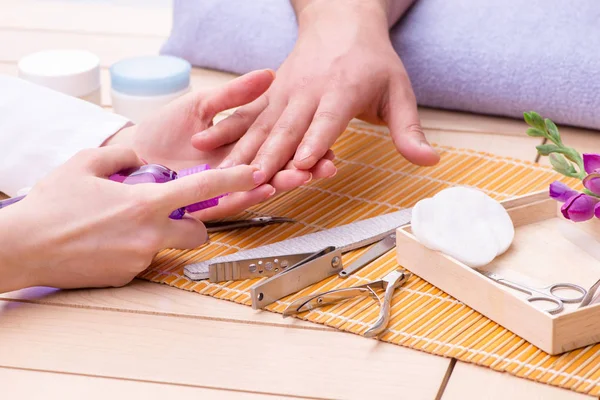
395, 190, 600, 355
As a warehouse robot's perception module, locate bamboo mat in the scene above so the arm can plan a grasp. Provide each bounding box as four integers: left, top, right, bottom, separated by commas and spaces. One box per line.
139, 123, 600, 396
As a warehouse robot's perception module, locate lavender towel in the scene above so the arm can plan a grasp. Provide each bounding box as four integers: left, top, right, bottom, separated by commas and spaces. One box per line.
161, 0, 600, 131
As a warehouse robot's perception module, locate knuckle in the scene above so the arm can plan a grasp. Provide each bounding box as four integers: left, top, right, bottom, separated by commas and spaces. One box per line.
131, 230, 163, 256
405, 123, 425, 135
274, 121, 296, 137
295, 75, 313, 90
188, 175, 211, 202
249, 123, 272, 138
314, 111, 340, 123
124, 195, 159, 221
73, 148, 100, 165
230, 107, 251, 122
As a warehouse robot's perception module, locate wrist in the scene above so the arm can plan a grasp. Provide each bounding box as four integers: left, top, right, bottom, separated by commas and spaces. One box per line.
294, 0, 389, 35
0, 205, 36, 293
102, 123, 137, 147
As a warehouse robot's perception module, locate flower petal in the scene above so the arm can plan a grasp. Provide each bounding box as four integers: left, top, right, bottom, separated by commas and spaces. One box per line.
549, 181, 579, 202
596, 202, 600, 219
583, 154, 600, 174
583, 173, 600, 196
561, 193, 597, 222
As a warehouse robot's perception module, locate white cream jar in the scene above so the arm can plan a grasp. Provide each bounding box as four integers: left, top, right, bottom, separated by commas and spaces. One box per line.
17, 49, 102, 105
109, 55, 191, 123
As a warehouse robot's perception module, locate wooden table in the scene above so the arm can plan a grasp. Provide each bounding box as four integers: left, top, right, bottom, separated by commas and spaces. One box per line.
0, 1, 598, 398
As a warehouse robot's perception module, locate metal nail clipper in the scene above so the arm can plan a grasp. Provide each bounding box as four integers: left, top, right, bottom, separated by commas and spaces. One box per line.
283, 269, 412, 337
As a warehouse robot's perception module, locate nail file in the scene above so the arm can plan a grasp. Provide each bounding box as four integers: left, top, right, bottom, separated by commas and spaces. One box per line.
183, 208, 413, 281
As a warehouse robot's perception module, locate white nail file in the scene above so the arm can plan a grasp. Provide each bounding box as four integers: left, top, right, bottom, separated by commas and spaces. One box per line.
183, 208, 413, 281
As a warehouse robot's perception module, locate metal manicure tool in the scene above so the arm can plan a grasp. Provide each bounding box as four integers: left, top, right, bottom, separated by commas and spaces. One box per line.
282, 269, 412, 337
480, 271, 587, 314
204, 216, 295, 233
183, 208, 413, 309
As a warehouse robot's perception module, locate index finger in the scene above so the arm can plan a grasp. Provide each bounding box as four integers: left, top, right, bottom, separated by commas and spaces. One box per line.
152, 165, 264, 211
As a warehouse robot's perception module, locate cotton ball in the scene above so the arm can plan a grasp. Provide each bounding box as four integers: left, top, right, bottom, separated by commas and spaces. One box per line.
411, 186, 514, 268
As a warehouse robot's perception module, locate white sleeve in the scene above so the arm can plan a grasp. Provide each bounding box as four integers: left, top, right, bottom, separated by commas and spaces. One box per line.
0, 75, 130, 197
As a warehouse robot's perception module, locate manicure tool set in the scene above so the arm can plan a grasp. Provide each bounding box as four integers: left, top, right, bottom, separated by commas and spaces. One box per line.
186, 208, 415, 336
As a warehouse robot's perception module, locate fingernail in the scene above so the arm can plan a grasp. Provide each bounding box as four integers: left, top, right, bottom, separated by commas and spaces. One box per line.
414, 138, 433, 150
263, 69, 276, 79
193, 131, 208, 139
295, 146, 312, 162
253, 170, 266, 185
205, 232, 210, 244
267, 187, 277, 197
140, 158, 148, 165
329, 167, 338, 178
303, 173, 313, 184
219, 160, 234, 169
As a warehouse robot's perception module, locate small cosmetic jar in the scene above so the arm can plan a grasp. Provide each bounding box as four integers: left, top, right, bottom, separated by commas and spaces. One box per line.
109, 55, 191, 123
18, 49, 101, 105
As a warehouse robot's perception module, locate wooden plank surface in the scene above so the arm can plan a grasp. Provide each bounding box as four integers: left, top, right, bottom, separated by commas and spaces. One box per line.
0, 367, 283, 400
0, 299, 451, 400
0, 279, 325, 329
442, 362, 594, 400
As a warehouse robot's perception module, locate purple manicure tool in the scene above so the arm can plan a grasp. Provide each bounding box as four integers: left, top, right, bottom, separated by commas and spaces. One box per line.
0, 163, 224, 219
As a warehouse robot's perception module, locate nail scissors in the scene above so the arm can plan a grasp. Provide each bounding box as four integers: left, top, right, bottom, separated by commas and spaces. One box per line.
204, 216, 295, 232
481, 271, 588, 314
283, 269, 412, 337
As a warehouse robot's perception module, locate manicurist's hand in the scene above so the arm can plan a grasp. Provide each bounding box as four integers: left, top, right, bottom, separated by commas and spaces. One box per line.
0, 146, 262, 293
106, 69, 336, 220
191, 0, 440, 185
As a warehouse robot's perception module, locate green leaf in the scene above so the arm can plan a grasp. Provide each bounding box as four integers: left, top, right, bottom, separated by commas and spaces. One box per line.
549, 153, 576, 175
545, 118, 561, 144
523, 112, 534, 127
562, 148, 584, 165
526, 128, 547, 137
529, 111, 546, 131
536, 143, 561, 156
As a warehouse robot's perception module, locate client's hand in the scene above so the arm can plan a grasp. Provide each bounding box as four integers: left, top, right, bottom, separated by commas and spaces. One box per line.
0, 146, 261, 293
190, 1, 440, 186
106, 70, 336, 220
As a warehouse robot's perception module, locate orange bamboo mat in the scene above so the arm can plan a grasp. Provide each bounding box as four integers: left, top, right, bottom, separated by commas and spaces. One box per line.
139, 123, 600, 396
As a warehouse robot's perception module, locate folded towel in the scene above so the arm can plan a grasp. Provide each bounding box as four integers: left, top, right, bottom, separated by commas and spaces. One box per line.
161, 0, 600, 131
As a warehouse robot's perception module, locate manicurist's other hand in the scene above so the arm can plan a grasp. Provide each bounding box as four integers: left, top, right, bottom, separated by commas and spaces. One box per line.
191, 0, 440, 186
0, 146, 262, 293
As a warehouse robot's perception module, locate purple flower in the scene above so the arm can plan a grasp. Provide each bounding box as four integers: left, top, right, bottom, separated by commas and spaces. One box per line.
561, 193, 598, 222
583, 173, 600, 196
583, 154, 600, 174
549, 181, 579, 202
596, 202, 600, 219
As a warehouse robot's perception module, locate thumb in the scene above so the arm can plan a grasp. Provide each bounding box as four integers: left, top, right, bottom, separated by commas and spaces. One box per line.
163, 215, 208, 249
196, 69, 276, 123
384, 78, 440, 166
75, 146, 143, 177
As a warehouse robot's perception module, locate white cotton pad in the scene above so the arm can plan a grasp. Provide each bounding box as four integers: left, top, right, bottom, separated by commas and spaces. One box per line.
411, 186, 514, 268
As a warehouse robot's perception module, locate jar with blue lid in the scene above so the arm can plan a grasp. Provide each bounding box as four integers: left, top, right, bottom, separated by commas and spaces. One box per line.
109, 55, 191, 123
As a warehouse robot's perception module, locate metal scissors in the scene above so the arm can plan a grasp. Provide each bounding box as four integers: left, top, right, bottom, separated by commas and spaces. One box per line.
204, 216, 295, 233
481, 271, 588, 314
283, 269, 412, 337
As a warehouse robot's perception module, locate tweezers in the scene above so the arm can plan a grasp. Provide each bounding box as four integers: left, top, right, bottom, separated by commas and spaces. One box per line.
205, 216, 295, 232
282, 269, 411, 337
